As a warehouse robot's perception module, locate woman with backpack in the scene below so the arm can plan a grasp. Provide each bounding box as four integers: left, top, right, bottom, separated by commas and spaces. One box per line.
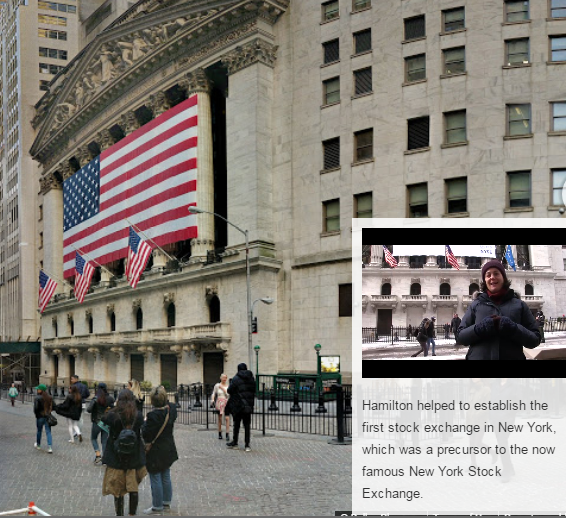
87, 382, 115, 465
141, 386, 179, 515
411, 318, 431, 357
102, 389, 147, 516
54, 384, 83, 443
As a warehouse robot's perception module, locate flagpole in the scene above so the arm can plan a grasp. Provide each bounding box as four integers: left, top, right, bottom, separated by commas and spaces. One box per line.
72, 246, 117, 278
40, 268, 73, 289
125, 219, 176, 262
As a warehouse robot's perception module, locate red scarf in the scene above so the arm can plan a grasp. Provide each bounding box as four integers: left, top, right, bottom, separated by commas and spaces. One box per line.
487, 288, 508, 306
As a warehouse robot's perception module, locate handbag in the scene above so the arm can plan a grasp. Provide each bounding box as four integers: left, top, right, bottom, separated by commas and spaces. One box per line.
46, 413, 58, 427
145, 406, 170, 453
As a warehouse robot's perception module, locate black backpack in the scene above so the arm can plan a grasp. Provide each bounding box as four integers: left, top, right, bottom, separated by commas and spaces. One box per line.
115, 415, 138, 457
412, 327, 420, 337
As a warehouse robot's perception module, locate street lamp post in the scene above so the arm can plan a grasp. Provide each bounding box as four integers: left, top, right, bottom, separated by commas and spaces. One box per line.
254, 344, 260, 379
314, 343, 322, 376
189, 206, 254, 366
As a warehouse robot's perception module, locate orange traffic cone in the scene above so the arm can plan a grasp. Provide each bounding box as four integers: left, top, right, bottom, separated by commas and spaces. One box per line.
28, 502, 37, 515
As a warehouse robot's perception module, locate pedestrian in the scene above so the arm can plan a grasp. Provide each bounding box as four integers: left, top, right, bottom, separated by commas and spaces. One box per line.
411, 318, 430, 357
451, 313, 462, 345
55, 384, 83, 443
128, 379, 145, 413
141, 386, 178, 515
535, 310, 546, 344
211, 373, 230, 441
226, 363, 256, 452
457, 260, 541, 360
33, 384, 53, 453
443, 322, 450, 340
70, 374, 90, 435
8, 382, 18, 406
101, 390, 147, 516
87, 382, 115, 465
406, 324, 412, 340
427, 316, 437, 356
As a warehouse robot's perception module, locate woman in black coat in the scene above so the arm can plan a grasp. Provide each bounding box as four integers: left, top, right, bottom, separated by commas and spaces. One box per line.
101, 390, 146, 516
87, 382, 115, 464
141, 386, 178, 514
55, 385, 83, 443
457, 260, 540, 360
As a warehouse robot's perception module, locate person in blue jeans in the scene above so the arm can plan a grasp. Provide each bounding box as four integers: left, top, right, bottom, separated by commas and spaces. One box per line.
87, 382, 115, 464
141, 386, 178, 515
33, 384, 53, 453
427, 316, 437, 356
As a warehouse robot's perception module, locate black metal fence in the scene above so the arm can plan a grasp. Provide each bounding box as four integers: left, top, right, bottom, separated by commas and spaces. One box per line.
0, 381, 352, 440
544, 318, 566, 332
363, 325, 455, 344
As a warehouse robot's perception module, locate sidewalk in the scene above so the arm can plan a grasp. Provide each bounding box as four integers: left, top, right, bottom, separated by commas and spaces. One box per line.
0, 401, 351, 516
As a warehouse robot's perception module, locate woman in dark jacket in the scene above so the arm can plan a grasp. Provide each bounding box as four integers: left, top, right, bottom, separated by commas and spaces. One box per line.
141, 386, 178, 514
55, 385, 83, 443
33, 384, 53, 453
457, 260, 540, 360
87, 382, 115, 464
102, 390, 146, 516
226, 363, 256, 451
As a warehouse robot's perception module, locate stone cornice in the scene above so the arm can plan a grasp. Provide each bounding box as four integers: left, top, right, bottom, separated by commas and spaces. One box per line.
221, 38, 278, 75
39, 172, 62, 195
30, 0, 288, 166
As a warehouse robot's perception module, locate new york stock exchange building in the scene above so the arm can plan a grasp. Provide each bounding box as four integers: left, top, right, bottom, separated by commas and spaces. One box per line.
31, 0, 352, 390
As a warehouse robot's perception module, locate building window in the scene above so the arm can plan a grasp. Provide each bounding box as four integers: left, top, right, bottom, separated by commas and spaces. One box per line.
381, 283, 391, 295
209, 295, 220, 323
40, 80, 50, 91
39, 62, 65, 75
354, 128, 373, 161
38, 1, 76, 13
443, 47, 466, 74
407, 116, 430, 150
552, 169, 566, 205
469, 282, 480, 294
552, 102, 566, 131
69, 318, 74, 336
440, 283, 451, 295
354, 29, 371, 55
551, 0, 566, 18
525, 283, 534, 295
507, 104, 531, 136
322, 0, 339, 22
53, 319, 58, 337
352, 0, 371, 11
323, 39, 339, 64
354, 67, 372, 95
410, 283, 422, 295
110, 312, 116, 332
323, 137, 340, 170
39, 47, 67, 60
550, 36, 566, 61
38, 29, 67, 40
323, 77, 340, 105
167, 303, 176, 327
445, 110, 467, 144
323, 199, 340, 232
508, 171, 531, 207
136, 307, 143, 330
446, 177, 467, 214
38, 14, 67, 25
408, 183, 428, 218
404, 15, 425, 40
443, 7, 465, 32
339, 283, 352, 317
506, 38, 529, 65
405, 54, 426, 82
88, 316, 93, 334
505, 0, 529, 22
354, 192, 372, 218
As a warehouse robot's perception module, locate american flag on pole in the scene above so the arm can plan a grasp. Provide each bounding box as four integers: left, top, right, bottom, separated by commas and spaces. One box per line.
383, 245, 398, 268
74, 252, 95, 303
62, 96, 198, 278
126, 227, 153, 289
445, 245, 460, 270
39, 271, 57, 313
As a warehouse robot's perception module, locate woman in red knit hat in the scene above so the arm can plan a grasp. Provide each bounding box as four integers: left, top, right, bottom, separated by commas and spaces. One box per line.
456, 260, 540, 360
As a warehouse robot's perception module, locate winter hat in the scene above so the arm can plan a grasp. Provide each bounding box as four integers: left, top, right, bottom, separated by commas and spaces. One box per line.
481, 260, 507, 282
237, 363, 248, 371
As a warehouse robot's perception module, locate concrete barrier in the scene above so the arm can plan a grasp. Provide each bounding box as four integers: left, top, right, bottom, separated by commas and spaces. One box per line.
524, 346, 566, 360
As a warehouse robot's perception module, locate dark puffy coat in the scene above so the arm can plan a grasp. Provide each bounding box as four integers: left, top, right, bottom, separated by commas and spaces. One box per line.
427, 322, 436, 338
141, 403, 178, 473
101, 410, 146, 470
55, 395, 82, 420
451, 317, 461, 334
227, 369, 256, 415
457, 290, 540, 360
88, 395, 115, 423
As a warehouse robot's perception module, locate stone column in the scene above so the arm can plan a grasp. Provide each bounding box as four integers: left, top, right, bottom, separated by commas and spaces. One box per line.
76, 146, 93, 167
89, 348, 106, 383
152, 250, 168, 272
222, 38, 278, 247
179, 69, 215, 260
398, 256, 410, 268
111, 347, 130, 385
40, 172, 64, 294
96, 129, 115, 152
148, 92, 171, 118
120, 111, 140, 136
425, 255, 438, 268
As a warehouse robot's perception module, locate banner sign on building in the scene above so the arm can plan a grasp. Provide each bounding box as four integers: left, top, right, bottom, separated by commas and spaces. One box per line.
62, 95, 199, 278
392, 245, 496, 257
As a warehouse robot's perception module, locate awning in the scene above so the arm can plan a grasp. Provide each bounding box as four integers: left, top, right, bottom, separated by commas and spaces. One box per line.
0, 342, 41, 354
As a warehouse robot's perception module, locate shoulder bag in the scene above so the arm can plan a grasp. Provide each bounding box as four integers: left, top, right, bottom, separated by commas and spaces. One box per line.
46, 413, 58, 427
145, 406, 170, 453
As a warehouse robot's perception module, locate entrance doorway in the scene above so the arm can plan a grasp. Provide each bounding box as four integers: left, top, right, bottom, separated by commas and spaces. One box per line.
131, 354, 145, 383
377, 309, 393, 335
203, 352, 224, 388
160, 354, 178, 389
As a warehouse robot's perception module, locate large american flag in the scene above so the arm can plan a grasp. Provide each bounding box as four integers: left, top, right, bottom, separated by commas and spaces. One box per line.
74, 252, 95, 303
39, 271, 57, 313
383, 245, 398, 268
126, 227, 152, 289
63, 96, 198, 278
445, 245, 460, 270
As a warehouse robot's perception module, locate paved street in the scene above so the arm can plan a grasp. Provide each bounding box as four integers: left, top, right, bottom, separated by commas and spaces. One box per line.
0, 401, 351, 516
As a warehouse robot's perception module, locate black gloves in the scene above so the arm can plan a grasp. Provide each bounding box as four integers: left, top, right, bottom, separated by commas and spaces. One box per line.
474, 316, 496, 338
499, 316, 518, 336
475, 315, 518, 338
